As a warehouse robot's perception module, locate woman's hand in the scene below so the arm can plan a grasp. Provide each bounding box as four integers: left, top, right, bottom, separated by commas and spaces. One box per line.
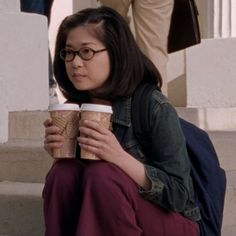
78, 120, 126, 165
78, 119, 151, 189
43, 118, 64, 157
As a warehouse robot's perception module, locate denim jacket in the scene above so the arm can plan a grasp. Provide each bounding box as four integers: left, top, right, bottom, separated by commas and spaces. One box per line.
112, 88, 201, 222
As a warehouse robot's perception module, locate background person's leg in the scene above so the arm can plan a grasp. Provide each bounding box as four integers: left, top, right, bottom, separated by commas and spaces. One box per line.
44, 0, 54, 23
20, 0, 45, 14
98, 0, 132, 22
20, 0, 54, 20
132, 0, 174, 95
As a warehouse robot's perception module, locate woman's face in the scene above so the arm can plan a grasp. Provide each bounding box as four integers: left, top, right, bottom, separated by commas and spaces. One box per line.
64, 25, 110, 94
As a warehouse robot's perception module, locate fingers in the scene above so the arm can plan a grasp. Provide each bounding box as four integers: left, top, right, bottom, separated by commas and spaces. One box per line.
43, 118, 63, 157
45, 125, 61, 136
78, 136, 100, 148
79, 142, 100, 157
44, 118, 61, 136
44, 134, 64, 156
45, 134, 64, 143
43, 118, 53, 128
44, 138, 63, 150
79, 120, 109, 135
78, 120, 111, 158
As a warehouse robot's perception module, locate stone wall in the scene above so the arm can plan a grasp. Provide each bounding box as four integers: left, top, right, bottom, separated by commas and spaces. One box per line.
0, 0, 48, 142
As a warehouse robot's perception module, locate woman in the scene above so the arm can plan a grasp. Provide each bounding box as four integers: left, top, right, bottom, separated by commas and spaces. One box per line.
43, 6, 200, 236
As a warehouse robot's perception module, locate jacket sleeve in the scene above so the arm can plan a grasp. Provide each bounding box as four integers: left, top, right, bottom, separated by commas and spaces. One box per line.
139, 92, 194, 212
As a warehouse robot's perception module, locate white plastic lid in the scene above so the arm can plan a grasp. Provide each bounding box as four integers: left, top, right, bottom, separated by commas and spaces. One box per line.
80, 103, 113, 113
48, 103, 80, 111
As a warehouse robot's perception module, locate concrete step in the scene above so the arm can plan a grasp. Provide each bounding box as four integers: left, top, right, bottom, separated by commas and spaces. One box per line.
0, 181, 44, 236
1, 111, 236, 184
208, 131, 236, 172
0, 140, 53, 183
6, 108, 236, 142
177, 107, 236, 131
8, 111, 49, 140
0, 130, 234, 184
222, 171, 236, 236
222, 226, 236, 236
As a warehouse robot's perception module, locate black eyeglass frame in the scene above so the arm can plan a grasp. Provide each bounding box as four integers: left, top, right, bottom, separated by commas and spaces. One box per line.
59, 47, 107, 62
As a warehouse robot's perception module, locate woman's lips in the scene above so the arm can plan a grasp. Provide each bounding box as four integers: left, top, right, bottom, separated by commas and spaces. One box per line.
72, 73, 86, 81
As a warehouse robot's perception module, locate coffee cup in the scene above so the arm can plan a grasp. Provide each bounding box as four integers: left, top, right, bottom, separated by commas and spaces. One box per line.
48, 103, 80, 158
80, 103, 113, 160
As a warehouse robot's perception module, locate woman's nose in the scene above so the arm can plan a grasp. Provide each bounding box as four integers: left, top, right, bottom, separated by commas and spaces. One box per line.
72, 54, 83, 68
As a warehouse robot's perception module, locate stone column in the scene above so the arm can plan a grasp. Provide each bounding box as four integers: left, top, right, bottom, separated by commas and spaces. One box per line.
0, 0, 48, 142
168, 0, 236, 110
197, 0, 236, 38
182, 0, 236, 109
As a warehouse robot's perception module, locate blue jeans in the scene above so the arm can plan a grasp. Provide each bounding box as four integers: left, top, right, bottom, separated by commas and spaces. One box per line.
20, 0, 54, 21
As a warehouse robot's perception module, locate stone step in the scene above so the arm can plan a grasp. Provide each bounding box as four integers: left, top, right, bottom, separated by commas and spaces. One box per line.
177, 107, 236, 131
1, 130, 235, 183
0, 140, 53, 183
0, 134, 233, 183
0, 181, 44, 236
208, 131, 236, 172
8, 111, 49, 141
222, 226, 236, 236
1, 120, 236, 184
221, 170, 236, 236
7, 108, 236, 142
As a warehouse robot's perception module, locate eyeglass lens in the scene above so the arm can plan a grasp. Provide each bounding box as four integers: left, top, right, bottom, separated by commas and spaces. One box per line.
60, 48, 102, 62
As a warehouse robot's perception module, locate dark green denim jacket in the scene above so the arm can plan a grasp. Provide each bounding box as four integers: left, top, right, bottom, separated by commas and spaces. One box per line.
112, 89, 201, 222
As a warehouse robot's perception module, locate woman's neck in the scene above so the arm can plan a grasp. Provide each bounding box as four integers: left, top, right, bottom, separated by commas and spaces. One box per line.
91, 98, 111, 105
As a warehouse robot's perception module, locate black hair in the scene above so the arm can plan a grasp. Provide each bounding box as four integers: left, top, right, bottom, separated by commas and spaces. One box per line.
53, 6, 162, 103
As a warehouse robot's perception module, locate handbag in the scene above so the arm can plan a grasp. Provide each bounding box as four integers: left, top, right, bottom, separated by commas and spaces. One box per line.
168, 0, 201, 53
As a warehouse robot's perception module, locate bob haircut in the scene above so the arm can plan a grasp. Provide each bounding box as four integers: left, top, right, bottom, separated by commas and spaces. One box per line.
53, 6, 162, 102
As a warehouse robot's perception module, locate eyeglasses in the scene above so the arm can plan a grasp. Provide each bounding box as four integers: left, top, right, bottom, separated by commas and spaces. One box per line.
59, 47, 107, 62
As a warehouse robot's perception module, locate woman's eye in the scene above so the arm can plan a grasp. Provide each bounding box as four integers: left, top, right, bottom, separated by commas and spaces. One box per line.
81, 48, 92, 55
66, 50, 74, 56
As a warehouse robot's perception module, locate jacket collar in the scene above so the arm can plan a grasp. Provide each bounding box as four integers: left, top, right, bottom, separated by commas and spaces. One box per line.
112, 96, 132, 127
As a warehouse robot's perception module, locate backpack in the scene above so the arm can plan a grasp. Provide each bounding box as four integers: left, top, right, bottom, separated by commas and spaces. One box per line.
132, 83, 226, 236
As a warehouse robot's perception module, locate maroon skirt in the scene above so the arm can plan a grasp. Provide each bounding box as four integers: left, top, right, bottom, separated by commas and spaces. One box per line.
43, 159, 200, 236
